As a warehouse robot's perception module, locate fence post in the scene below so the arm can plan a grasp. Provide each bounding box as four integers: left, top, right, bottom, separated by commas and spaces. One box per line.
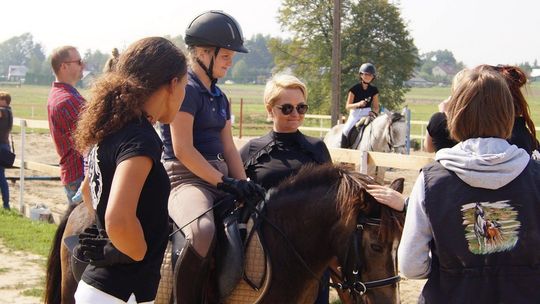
405, 107, 411, 154
239, 98, 244, 138
360, 151, 368, 174
319, 117, 323, 138
18, 120, 26, 213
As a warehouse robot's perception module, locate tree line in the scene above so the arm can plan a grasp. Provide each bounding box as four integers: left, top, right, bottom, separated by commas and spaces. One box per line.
3, 0, 534, 113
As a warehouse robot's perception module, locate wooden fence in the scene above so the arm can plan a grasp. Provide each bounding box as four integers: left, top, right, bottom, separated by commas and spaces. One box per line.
10, 117, 435, 213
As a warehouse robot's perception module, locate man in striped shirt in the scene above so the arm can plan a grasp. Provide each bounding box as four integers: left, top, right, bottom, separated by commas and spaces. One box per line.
47, 46, 86, 205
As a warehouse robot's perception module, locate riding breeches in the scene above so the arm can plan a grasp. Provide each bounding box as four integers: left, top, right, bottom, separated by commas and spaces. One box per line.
342, 107, 371, 136
165, 159, 228, 258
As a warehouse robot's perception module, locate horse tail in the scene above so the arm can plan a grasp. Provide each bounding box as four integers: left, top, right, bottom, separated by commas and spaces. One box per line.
44, 204, 77, 304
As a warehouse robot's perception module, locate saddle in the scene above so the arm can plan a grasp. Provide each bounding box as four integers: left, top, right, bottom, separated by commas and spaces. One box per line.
347, 115, 375, 149
170, 195, 272, 303
214, 195, 271, 303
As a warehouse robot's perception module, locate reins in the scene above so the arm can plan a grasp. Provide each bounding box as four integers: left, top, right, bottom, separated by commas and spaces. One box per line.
168, 198, 230, 238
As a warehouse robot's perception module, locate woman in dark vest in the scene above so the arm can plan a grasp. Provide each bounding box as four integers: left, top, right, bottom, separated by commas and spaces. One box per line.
398, 68, 540, 303
240, 74, 331, 303
72, 37, 188, 303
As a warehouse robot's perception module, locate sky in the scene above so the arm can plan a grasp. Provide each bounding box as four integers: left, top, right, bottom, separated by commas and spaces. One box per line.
1, 0, 539, 68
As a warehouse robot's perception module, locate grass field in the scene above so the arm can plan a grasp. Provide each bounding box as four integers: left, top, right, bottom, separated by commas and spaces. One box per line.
3, 81, 540, 137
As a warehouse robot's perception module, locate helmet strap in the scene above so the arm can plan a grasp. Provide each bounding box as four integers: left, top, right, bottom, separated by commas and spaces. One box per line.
196, 47, 221, 84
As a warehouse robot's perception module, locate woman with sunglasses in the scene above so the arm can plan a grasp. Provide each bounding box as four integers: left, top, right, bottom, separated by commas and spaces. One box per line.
240, 74, 331, 303
160, 11, 263, 303
340, 63, 380, 148
240, 74, 331, 189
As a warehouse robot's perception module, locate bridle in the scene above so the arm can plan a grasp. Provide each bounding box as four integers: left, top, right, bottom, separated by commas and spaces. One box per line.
386, 114, 406, 152
265, 207, 401, 301
329, 214, 401, 300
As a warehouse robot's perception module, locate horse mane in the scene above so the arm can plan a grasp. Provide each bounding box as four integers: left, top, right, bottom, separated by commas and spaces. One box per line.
272, 163, 403, 242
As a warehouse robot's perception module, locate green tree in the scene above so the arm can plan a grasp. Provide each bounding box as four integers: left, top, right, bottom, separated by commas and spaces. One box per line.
82, 49, 109, 73
231, 59, 249, 82
270, 0, 417, 112
0, 33, 46, 77
418, 49, 465, 83
227, 34, 275, 84
164, 34, 187, 52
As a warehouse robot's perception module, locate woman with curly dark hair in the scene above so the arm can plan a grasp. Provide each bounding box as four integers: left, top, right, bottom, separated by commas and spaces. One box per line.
72, 36, 187, 304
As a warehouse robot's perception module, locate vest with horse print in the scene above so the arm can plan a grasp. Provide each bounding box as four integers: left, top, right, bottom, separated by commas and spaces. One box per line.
421, 160, 540, 304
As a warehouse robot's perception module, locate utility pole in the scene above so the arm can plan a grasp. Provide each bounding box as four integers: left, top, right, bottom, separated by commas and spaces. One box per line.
330, 0, 342, 126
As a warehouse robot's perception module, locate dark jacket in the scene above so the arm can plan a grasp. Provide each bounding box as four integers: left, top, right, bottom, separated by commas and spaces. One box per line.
421, 160, 540, 304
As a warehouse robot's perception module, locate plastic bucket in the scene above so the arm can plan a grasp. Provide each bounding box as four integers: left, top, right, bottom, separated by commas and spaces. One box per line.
30, 204, 52, 222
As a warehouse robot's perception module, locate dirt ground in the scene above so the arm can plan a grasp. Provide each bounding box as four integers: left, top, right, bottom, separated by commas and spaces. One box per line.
0, 133, 426, 303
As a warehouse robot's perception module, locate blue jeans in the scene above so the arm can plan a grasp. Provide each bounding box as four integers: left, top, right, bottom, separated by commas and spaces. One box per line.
0, 143, 10, 209
64, 176, 83, 206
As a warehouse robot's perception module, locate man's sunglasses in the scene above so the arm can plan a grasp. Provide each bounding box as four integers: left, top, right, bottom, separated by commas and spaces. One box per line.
64, 59, 84, 66
274, 103, 309, 115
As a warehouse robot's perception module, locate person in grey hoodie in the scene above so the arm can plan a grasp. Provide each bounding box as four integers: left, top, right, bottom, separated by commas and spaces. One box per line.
398, 68, 540, 303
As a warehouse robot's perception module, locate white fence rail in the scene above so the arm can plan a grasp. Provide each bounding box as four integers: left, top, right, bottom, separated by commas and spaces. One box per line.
10, 115, 438, 212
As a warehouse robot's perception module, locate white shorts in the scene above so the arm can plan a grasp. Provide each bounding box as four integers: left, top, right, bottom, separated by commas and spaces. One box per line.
74, 280, 154, 304
342, 107, 371, 136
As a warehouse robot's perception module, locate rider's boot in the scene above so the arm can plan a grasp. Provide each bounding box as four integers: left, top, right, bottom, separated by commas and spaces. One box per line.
173, 242, 211, 304
340, 134, 349, 149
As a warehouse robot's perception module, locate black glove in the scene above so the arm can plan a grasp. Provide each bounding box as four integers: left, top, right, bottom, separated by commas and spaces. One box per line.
217, 176, 265, 203
72, 225, 101, 262
78, 227, 135, 267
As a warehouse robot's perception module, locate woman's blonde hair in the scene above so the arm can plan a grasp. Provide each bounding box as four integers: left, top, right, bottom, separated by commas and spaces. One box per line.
263, 74, 307, 107
447, 69, 514, 141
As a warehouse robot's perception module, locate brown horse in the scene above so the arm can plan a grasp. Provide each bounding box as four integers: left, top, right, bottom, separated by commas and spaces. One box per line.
44, 163, 404, 303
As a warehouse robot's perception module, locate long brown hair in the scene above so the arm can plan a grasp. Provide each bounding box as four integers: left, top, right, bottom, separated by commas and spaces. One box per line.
448, 69, 514, 141
475, 65, 537, 147
74, 37, 187, 152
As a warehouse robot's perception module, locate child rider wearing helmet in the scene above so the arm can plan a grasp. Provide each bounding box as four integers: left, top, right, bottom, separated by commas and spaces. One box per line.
160, 11, 264, 303
340, 63, 380, 149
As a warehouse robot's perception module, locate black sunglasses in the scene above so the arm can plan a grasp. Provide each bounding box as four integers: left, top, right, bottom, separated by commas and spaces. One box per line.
64, 59, 83, 66
275, 103, 309, 115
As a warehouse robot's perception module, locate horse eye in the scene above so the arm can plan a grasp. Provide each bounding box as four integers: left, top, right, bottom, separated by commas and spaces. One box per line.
370, 244, 383, 252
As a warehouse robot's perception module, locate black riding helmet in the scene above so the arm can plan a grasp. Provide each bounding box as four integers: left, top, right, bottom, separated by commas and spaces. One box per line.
185, 10, 249, 53
185, 11, 248, 82
359, 63, 377, 77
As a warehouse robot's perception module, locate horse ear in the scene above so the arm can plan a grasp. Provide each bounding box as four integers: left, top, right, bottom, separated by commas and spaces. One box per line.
389, 178, 405, 194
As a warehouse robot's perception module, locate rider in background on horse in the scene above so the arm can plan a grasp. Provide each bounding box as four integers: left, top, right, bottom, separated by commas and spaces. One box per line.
341, 63, 380, 149
159, 11, 264, 304
239, 74, 332, 303
398, 68, 540, 303
71, 37, 188, 303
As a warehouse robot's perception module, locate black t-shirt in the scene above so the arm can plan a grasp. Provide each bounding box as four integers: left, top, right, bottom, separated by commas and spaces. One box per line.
82, 118, 170, 302
426, 112, 457, 151
509, 117, 538, 155
348, 83, 379, 108
240, 131, 332, 190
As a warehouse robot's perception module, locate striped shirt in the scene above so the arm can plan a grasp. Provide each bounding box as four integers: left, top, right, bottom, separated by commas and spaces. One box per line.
47, 82, 85, 184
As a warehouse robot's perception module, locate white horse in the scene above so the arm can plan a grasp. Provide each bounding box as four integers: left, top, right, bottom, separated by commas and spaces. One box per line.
324, 109, 408, 181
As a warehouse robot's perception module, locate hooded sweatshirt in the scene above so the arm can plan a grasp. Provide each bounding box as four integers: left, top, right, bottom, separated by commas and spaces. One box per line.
398, 137, 530, 279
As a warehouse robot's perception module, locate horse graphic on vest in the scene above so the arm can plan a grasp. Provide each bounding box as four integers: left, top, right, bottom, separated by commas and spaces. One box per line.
474, 203, 504, 251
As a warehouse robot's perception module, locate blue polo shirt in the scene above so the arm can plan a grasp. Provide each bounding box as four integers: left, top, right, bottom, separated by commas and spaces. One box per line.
161, 71, 231, 160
